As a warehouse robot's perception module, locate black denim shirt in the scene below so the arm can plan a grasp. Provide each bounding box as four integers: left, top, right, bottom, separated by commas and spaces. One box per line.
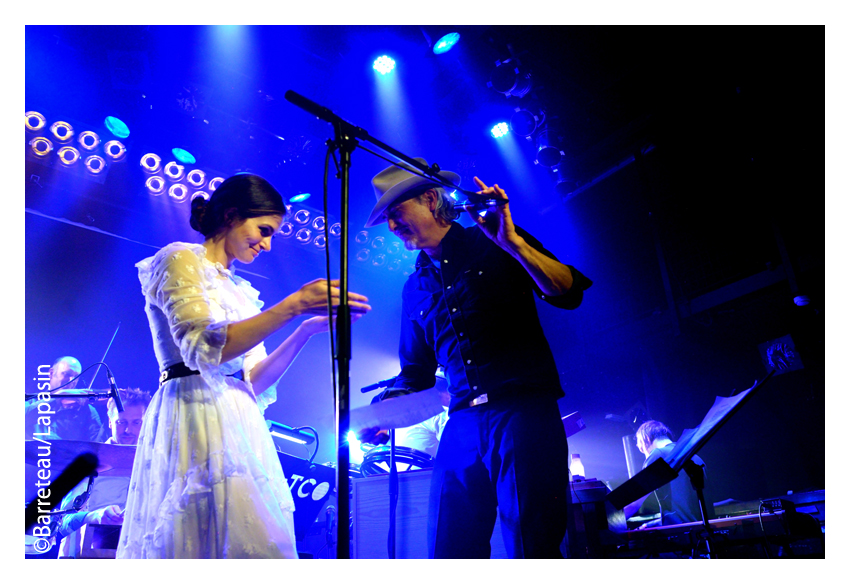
384, 222, 592, 414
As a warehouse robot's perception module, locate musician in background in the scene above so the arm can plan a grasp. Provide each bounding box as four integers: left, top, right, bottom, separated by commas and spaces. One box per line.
624, 420, 705, 528
53, 389, 150, 558
24, 356, 102, 442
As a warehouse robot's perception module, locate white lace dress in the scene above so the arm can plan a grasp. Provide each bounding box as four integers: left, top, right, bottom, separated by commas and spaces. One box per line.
116, 242, 298, 559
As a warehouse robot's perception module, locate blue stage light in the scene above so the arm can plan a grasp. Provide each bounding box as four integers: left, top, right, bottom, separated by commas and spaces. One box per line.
490, 122, 509, 139
289, 192, 311, 203
373, 55, 396, 75
104, 116, 130, 139
172, 148, 196, 164
433, 32, 461, 54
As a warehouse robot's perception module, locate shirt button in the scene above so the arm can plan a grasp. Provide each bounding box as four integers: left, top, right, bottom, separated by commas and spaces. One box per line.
473, 386, 478, 390
459, 332, 464, 337
444, 259, 449, 264
446, 285, 451, 290
467, 360, 472, 364
420, 310, 424, 315
479, 271, 483, 275
452, 308, 457, 313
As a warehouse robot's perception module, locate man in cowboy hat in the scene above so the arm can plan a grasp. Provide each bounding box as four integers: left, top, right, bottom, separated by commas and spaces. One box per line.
361, 159, 592, 558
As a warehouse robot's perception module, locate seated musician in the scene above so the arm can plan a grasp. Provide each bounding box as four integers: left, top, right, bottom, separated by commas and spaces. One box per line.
53, 389, 150, 558
392, 369, 451, 458
24, 356, 102, 442
624, 420, 705, 528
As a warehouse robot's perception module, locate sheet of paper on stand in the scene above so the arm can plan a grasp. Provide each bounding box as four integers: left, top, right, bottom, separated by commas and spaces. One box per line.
349, 388, 444, 434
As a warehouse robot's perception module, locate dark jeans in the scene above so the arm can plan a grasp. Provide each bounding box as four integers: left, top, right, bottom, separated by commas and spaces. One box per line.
427, 393, 570, 558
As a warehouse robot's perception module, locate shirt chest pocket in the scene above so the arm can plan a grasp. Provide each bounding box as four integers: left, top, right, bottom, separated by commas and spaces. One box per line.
409, 291, 440, 325
456, 266, 517, 308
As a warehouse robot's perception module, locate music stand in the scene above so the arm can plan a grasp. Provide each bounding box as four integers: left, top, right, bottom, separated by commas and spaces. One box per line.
607, 370, 776, 556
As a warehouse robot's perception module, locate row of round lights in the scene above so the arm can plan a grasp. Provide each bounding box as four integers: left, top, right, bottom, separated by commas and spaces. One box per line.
25, 111, 128, 175
278, 208, 342, 250
354, 230, 414, 272
140, 151, 225, 203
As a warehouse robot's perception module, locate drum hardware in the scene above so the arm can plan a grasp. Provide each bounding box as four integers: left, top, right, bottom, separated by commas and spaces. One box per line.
25, 440, 136, 476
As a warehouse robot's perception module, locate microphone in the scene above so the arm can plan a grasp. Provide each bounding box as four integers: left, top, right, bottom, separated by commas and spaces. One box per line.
453, 191, 509, 211
106, 369, 123, 413
361, 376, 398, 393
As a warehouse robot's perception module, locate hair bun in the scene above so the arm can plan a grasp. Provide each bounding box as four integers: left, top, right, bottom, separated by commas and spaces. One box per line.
189, 196, 208, 233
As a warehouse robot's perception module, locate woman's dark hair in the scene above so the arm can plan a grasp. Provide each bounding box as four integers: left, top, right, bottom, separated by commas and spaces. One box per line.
190, 173, 286, 237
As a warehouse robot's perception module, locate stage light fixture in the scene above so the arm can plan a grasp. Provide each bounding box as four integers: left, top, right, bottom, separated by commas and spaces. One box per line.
145, 176, 165, 195
373, 55, 396, 75
295, 228, 312, 244
313, 234, 327, 249
164, 161, 185, 181
279, 222, 295, 238
267, 420, 314, 445
311, 216, 326, 232
57, 146, 81, 166
487, 61, 532, 98
355, 230, 370, 245
172, 148, 196, 164
372, 254, 387, 267
535, 126, 563, 167
329, 223, 342, 237
388, 259, 402, 271
289, 192, 311, 203
371, 236, 386, 250
25, 111, 46, 132
104, 116, 130, 138
187, 169, 206, 188
510, 107, 542, 138
104, 140, 127, 161
433, 32, 461, 54
208, 177, 225, 191
387, 242, 402, 255
356, 249, 371, 262
77, 131, 101, 151
191, 191, 209, 203
29, 137, 54, 157
292, 209, 311, 225
50, 121, 74, 142
84, 155, 107, 175
490, 122, 509, 139
140, 153, 162, 173
168, 183, 189, 202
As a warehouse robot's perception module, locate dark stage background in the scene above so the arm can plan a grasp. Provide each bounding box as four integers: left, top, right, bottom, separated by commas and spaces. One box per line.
25, 25, 824, 510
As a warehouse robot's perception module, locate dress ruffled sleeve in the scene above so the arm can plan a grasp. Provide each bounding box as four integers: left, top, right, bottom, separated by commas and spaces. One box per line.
234, 275, 278, 414
139, 244, 228, 381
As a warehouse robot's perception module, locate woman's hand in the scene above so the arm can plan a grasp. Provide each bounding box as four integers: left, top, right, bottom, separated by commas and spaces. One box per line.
298, 313, 365, 337
292, 279, 371, 316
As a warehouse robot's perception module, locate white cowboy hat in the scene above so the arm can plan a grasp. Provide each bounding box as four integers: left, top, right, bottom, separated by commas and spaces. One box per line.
365, 158, 460, 227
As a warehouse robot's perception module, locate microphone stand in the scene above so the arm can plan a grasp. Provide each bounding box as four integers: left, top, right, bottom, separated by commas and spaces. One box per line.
284, 90, 494, 559
388, 428, 397, 559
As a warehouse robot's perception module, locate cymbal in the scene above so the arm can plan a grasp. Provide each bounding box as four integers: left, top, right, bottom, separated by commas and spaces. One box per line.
24, 440, 136, 476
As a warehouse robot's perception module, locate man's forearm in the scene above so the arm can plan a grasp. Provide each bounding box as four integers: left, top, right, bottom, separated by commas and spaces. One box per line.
507, 237, 574, 297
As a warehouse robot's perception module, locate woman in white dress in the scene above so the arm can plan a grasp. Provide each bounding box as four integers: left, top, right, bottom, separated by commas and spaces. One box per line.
116, 174, 370, 558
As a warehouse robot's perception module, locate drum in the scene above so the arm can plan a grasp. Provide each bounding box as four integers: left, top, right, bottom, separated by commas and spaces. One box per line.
360, 445, 434, 476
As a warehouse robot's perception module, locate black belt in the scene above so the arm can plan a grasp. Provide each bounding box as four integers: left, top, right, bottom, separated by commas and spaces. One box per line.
159, 362, 244, 386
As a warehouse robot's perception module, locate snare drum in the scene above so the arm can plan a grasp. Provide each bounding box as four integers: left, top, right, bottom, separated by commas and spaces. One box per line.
360, 445, 434, 476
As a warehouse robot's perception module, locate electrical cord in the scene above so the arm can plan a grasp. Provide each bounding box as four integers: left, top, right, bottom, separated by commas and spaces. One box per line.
323, 141, 338, 414
27, 361, 117, 398
294, 426, 320, 464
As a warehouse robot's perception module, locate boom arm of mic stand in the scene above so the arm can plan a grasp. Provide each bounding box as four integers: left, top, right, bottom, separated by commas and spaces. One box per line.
284, 90, 490, 201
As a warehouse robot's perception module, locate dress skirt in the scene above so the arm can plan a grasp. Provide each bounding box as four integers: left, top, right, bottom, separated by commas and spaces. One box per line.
116, 374, 298, 558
